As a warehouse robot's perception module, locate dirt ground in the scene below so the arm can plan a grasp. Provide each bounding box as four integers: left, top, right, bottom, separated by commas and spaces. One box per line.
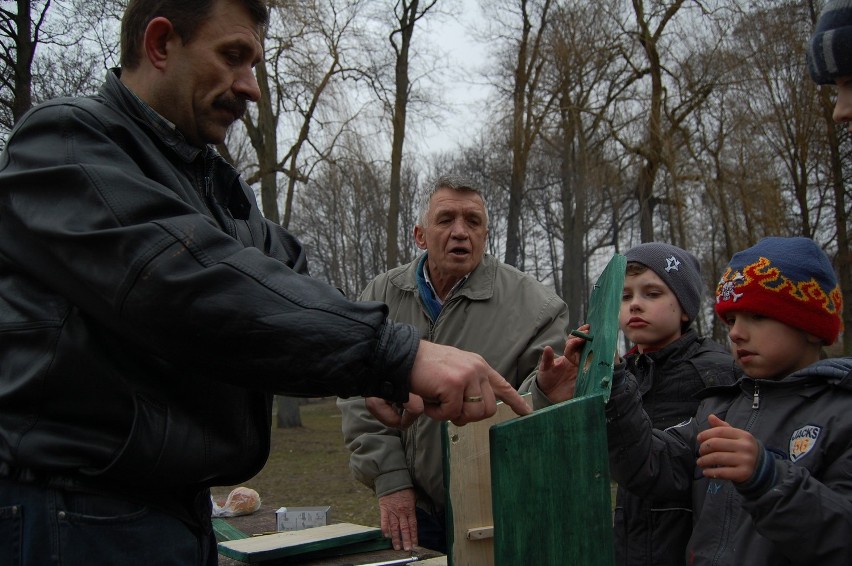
210, 397, 381, 527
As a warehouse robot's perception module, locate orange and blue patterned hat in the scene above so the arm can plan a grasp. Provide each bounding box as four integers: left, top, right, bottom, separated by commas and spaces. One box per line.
714, 237, 843, 345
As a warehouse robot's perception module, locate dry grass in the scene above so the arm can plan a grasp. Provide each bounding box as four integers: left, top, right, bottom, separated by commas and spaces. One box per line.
210, 398, 618, 529
210, 398, 380, 527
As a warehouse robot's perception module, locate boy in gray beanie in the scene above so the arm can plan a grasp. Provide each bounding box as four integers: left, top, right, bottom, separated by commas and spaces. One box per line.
526, 241, 739, 564
611, 242, 739, 566
624, 242, 704, 331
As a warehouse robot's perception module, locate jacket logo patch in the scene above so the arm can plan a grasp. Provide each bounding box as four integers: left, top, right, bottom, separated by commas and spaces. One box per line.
789, 425, 821, 463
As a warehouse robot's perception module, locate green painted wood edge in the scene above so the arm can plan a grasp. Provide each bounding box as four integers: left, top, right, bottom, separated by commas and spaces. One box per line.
217, 527, 386, 563
258, 538, 395, 564
213, 518, 249, 542
574, 254, 626, 403
440, 420, 455, 566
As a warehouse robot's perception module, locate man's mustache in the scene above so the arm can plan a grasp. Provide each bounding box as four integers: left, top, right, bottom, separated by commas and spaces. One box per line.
213, 95, 248, 120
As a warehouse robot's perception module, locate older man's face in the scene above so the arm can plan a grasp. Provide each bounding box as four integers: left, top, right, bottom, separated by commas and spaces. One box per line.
414, 187, 488, 290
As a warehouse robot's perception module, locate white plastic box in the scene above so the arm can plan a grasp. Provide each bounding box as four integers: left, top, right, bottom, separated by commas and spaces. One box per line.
275, 506, 331, 531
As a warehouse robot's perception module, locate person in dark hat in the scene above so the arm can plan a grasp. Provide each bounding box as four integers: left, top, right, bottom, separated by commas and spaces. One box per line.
808, 0, 852, 128
525, 242, 739, 566
612, 243, 739, 566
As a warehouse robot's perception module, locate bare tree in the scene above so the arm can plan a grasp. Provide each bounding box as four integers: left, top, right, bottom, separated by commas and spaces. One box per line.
232, 0, 368, 427
292, 130, 421, 297
807, 0, 852, 355
238, 0, 363, 229
354, 0, 438, 268
540, 0, 629, 328
1, 1, 115, 146
384, 0, 436, 267
1, 0, 38, 130
613, 0, 727, 242
483, 0, 556, 268
733, 2, 829, 237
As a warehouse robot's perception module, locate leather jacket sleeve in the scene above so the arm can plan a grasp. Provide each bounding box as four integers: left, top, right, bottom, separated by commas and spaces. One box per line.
337, 276, 414, 498
0, 95, 416, 402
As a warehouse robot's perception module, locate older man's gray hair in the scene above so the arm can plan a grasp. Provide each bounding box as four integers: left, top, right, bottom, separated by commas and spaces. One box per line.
417, 174, 489, 227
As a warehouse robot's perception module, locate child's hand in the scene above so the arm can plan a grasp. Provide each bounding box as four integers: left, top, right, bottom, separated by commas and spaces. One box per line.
536, 324, 588, 403
695, 414, 759, 483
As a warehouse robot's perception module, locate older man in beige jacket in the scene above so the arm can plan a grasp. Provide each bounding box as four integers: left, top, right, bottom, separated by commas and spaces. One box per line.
338, 174, 570, 553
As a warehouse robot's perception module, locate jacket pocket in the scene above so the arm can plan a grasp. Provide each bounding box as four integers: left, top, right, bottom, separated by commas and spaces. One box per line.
82, 393, 193, 487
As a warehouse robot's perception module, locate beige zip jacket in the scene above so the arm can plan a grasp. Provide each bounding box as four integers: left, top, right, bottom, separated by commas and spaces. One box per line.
338, 253, 570, 517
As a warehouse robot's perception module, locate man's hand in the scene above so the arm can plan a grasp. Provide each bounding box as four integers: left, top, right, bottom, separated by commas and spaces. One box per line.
408, 341, 531, 426
366, 341, 532, 428
364, 395, 424, 429
378, 489, 418, 551
696, 414, 759, 483
535, 324, 587, 403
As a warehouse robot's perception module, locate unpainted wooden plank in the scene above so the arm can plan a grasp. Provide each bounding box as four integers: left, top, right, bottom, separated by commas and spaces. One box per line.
217, 523, 385, 563
443, 396, 532, 566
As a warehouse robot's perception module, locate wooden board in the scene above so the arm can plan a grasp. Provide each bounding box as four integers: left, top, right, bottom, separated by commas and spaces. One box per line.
490, 395, 614, 566
573, 254, 626, 403
443, 396, 533, 566
217, 523, 388, 563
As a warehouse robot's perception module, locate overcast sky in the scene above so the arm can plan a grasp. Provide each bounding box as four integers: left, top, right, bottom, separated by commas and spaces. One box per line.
416, 0, 494, 155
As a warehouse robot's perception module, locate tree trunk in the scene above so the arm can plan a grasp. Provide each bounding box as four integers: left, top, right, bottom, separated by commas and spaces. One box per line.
386, 0, 419, 269
505, 0, 532, 269
12, 0, 34, 124
818, 86, 852, 355
560, 105, 587, 330
252, 58, 281, 224
276, 396, 303, 428
633, 0, 667, 243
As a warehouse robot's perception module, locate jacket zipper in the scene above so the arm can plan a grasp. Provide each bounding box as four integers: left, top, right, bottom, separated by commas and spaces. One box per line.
752, 382, 760, 409
202, 156, 238, 238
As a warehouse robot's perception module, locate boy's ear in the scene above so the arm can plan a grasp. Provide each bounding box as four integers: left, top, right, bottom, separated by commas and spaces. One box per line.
805, 332, 825, 345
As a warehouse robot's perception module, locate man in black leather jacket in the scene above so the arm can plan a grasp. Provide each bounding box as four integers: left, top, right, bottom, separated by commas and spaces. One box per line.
0, 1, 528, 564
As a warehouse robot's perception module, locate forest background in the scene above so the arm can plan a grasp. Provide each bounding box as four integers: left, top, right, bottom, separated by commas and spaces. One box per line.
3, 0, 851, 386
5, 0, 850, 526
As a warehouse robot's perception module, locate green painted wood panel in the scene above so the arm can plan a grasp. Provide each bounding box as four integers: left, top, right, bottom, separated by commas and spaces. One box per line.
490, 394, 614, 566
573, 254, 626, 403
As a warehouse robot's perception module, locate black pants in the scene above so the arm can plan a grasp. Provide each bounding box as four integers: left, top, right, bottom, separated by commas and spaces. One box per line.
0, 477, 217, 566
415, 506, 447, 554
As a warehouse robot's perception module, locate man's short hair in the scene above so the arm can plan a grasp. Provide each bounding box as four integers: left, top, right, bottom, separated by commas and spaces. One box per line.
120, 0, 269, 70
418, 174, 488, 227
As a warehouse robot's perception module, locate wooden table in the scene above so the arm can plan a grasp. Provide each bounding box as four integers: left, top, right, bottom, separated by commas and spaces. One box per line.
215, 505, 444, 565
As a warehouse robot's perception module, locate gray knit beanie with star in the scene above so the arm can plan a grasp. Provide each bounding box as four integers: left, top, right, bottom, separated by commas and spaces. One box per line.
808, 0, 852, 85
624, 242, 704, 324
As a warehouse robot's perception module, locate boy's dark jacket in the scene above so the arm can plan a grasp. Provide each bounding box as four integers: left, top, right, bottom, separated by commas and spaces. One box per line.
608, 357, 852, 565
613, 330, 738, 566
